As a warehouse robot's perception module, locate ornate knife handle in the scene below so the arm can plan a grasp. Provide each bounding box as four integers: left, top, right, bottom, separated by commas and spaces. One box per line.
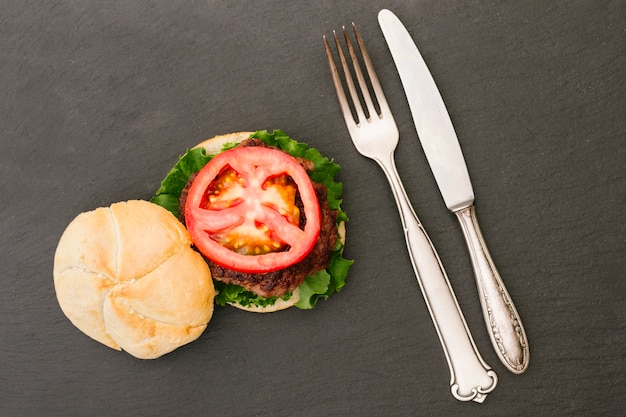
455, 206, 529, 374
379, 155, 497, 403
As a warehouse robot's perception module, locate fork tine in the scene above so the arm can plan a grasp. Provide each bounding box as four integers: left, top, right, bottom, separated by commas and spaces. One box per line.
325, 23, 392, 127
332, 30, 368, 125
323, 34, 355, 127
342, 25, 377, 120
351, 23, 392, 118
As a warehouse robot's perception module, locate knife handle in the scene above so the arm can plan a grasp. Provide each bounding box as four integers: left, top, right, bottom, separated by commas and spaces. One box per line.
379, 155, 497, 403
455, 205, 529, 374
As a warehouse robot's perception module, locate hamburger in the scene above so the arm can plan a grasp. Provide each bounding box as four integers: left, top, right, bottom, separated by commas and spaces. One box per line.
53, 200, 215, 359
151, 130, 353, 313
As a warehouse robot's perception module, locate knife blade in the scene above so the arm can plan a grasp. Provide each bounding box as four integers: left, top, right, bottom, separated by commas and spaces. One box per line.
378, 8, 529, 374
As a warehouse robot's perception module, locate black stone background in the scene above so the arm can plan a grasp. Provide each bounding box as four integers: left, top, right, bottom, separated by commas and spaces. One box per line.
1, 1, 624, 416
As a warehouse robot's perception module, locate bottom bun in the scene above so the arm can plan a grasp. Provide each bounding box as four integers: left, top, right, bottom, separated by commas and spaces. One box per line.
193, 131, 254, 153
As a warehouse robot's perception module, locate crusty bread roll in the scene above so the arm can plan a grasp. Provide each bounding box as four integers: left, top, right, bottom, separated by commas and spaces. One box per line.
53, 200, 215, 359
193, 132, 346, 313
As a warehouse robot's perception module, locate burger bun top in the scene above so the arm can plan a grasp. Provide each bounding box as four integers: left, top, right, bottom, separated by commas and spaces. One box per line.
53, 200, 215, 359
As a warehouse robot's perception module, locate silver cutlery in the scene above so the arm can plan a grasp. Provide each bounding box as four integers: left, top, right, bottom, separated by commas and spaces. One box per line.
324, 23, 497, 403
378, 9, 529, 374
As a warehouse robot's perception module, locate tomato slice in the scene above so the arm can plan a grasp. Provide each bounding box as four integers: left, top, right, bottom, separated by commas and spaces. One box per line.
184, 145, 321, 273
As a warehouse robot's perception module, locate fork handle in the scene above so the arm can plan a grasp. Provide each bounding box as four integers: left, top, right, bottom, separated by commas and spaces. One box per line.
455, 205, 529, 374
379, 155, 497, 403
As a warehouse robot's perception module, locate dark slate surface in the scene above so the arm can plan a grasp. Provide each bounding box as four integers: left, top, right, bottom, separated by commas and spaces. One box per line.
1, 1, 624, 416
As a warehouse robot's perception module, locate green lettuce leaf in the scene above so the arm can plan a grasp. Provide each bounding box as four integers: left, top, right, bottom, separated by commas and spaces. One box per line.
213, 281, 292, 308
295, 270, 331, 310
151, 129, 353, 310
151, 147, 212, 218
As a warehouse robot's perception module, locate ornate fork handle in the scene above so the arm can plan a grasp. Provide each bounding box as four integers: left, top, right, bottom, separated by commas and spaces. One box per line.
378, 154, 497, 403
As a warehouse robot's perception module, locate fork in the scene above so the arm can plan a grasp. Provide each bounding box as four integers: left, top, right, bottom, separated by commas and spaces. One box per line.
324, 24, 498, 403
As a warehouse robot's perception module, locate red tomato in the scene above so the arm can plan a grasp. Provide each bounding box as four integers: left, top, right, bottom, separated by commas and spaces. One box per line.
184, 146, 321, 273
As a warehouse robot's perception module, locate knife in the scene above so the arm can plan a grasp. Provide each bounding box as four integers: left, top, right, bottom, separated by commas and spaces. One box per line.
378, 9, 529, 374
